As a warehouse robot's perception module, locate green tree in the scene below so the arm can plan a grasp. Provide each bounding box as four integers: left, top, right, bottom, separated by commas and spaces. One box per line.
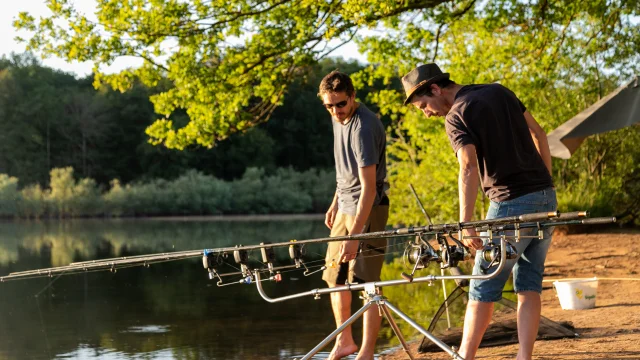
12, 0, 492, 149
348, 0, 639, 224
0, 53, 77, 185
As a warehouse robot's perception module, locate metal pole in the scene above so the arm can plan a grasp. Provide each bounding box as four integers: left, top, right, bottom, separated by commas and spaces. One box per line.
380, 302, 415, 360
441, 268, 451, 329
298, 300, 375, 360
384, 300, 465, 360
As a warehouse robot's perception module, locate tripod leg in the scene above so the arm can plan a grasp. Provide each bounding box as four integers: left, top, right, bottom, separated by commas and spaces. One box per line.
384, 300, 465, 360
298, 300, 375, 360
441, 268, 452, 329
380, 304, 415, 360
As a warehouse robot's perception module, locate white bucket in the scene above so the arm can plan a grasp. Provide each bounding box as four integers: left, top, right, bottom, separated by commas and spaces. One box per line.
553, 277, 598, 310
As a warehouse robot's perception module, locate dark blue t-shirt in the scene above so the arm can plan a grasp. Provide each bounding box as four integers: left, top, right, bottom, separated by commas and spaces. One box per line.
445, 84, 553, 201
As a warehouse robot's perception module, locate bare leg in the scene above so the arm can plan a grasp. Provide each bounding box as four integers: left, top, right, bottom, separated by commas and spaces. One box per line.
516, 291, 541, 360
328, 290, 358, 360
356, 289, 382, 360
458, 300, 494, 360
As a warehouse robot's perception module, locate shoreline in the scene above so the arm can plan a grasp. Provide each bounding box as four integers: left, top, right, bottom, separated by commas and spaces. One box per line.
0, 213, 326, 223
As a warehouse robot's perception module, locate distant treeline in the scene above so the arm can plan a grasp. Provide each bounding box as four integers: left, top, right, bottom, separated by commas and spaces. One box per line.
0, 167, 335, 218
0, 53, 378, 187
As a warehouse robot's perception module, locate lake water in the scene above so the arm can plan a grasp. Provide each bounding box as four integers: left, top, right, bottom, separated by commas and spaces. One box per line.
0, 217, 465, 360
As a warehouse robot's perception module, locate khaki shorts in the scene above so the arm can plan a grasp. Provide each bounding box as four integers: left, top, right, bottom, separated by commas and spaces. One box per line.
322, 205, 390, 287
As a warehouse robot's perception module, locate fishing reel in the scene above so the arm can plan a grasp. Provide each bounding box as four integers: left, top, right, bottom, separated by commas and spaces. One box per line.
401, 231, 521, 280
401, 233, 472, 282
478, 240, 519, 274
404, 233, 471, 266
403, 235, 439, 271
202, 249, 224, 284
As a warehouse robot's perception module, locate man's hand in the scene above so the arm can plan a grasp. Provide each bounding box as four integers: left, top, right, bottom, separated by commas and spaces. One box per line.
339, 240, 360, 263
325, 205, 338, 229
462, 228, 483, 250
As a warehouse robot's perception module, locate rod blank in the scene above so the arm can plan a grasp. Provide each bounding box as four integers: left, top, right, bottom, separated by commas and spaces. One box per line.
1, 212, 616, 283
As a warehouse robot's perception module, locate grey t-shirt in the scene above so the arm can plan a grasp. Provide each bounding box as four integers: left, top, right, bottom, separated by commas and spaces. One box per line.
333, 104, 389, 216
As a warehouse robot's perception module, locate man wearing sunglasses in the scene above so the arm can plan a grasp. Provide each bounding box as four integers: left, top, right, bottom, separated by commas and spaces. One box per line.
319, 70, 389, 360
401, 63, 556, 360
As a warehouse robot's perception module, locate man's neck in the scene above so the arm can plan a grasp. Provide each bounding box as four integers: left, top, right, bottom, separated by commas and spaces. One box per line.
448, 84, 464, 102
444, 84, 465, 115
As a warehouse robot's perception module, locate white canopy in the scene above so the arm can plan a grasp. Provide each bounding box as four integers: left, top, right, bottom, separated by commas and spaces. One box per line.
547, 76, 640, 159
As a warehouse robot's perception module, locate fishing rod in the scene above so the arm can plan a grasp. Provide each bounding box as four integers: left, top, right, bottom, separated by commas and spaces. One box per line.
0, 211, 613, 282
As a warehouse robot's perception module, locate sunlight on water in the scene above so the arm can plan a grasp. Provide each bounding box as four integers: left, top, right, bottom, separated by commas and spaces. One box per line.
121, 325, 170, 334
0, 218, 457, 360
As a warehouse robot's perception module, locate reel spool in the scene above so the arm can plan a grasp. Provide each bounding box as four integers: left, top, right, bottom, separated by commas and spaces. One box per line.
479, 241, 518, 274
439, 233, 471, 269
440, 243, 471, 267
403, 236, 439, 270
402, 235, 440, 281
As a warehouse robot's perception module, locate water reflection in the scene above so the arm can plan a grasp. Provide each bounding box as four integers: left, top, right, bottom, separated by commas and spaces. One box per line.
0, 218, 466, 359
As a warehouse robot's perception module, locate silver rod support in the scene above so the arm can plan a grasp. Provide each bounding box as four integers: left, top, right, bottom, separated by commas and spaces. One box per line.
380, 304, 415, 360
441, 268, 451, 329
384, 300, 465, 360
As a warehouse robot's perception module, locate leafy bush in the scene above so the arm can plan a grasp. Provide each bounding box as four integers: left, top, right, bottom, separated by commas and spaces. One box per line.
0, 174, 19, 217
0, 166, 336, 218
18, 184, 46, 219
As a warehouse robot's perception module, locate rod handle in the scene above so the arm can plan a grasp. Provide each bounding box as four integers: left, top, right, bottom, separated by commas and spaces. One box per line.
582, 217, 616, 225
518, 211, 559, 222
401, 272, 414, 283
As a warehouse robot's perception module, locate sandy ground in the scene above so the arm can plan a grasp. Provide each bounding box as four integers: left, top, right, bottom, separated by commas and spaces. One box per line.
381, 230, 640, 360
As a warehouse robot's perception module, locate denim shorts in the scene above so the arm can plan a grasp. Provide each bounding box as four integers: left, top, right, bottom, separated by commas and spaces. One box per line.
468, 187, 557, 302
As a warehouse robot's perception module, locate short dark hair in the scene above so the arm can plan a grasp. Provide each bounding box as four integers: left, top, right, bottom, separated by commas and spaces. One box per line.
318, 70, 355, 97
414, 78, 456, 98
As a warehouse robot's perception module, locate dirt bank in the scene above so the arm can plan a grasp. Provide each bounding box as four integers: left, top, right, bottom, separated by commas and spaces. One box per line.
381, 231, 640, 359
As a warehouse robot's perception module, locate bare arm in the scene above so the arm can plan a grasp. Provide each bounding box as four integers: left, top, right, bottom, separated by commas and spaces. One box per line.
325, 191, 339, 229
524, 111, 552, 175
456, 144, 482, 250
350, 165, 377, 235
338, 164, 376, 262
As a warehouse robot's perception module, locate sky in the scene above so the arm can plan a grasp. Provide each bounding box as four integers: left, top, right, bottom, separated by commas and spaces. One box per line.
1, 0, 368, 77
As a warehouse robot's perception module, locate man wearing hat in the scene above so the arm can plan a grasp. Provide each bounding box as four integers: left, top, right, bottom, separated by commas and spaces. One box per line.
401, 64, 556, 360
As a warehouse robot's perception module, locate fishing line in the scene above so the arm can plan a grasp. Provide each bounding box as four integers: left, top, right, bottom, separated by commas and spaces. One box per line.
35, 292, 52, 359
34, 272, 65, 298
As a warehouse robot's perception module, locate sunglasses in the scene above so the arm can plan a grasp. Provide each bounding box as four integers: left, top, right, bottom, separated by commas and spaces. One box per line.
323, 99, 349, 110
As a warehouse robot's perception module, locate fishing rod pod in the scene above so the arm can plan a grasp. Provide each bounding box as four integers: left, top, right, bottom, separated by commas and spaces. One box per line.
0, 210, 613, 283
